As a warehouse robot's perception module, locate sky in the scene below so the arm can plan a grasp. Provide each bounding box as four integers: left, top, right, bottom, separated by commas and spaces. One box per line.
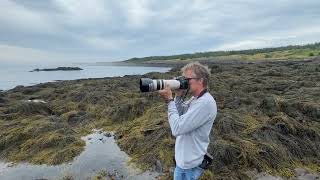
1, 0, 320, 65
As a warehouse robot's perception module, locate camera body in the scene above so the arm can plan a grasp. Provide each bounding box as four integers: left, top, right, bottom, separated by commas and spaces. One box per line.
140, 76, 189, 92
198, 153, 213, 169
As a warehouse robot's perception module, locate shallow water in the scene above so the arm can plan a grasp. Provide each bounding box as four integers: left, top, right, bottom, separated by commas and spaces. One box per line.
0, 63, 171, 90
0, 129, 159, 180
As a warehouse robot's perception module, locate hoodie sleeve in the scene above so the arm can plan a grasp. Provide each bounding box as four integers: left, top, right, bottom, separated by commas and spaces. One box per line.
167, 99, 215, 137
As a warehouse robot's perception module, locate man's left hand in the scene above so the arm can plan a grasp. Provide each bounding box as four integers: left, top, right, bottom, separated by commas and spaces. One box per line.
158, 85, 173, 102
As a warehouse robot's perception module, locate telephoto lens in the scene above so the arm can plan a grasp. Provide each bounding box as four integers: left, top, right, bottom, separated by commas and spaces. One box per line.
140, 76, 189, 92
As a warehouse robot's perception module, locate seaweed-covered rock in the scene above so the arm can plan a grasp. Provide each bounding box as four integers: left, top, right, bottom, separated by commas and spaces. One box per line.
1, 58, 319, 179
61, 110, 91, 126
6, 101, 53, 116
210, 139, 242, 170
0, 97, 5, 104
108, 98, 150, 122
214, 113, 246, 135
259, 96, 279, 116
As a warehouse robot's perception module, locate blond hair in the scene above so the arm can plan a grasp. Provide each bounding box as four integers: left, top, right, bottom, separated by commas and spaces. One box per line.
181, 62, 211, 87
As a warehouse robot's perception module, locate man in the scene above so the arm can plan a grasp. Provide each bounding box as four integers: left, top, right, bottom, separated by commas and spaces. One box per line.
158, 62, 217, 180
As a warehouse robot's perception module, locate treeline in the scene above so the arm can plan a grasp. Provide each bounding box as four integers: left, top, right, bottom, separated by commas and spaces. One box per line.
126, 42, 320, 62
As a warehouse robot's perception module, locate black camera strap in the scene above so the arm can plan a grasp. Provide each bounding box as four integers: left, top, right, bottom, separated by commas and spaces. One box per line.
182, 88, 208, 102
197, 88, 208, 99
182, 88, 190, 102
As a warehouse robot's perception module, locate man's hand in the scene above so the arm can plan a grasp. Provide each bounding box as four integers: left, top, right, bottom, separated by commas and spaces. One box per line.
158, 84, 173, 102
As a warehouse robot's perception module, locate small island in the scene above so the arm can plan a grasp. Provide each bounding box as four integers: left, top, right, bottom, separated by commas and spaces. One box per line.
30, 67, 83, 72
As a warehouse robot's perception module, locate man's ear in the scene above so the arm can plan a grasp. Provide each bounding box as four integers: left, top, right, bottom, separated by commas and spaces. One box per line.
199, 78, 204, 85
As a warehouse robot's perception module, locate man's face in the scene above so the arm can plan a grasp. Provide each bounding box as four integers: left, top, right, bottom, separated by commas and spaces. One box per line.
182, 69, 203, 94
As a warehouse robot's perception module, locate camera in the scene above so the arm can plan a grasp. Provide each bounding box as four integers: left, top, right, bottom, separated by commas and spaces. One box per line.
140, 76, 189, 92
198, 153, 213, 169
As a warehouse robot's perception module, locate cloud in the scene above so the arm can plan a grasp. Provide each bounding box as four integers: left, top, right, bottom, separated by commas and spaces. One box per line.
0, 0, 320, 64
118, 0, 154, 28
53, 0, 111, 27
0, 0, 59, 34
0, 44, 67, 64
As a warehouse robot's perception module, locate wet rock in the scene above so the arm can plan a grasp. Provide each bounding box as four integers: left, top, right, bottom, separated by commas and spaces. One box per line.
296, 173, 320, 180
155, 160, 163, 173
294, 168, 320, 180
113, 134, 122, 140
104, 132, 112, 137
255, 172, 283, 180
294, 168, 307, 176
7, 162, 15, 168
26, 99, 47, 103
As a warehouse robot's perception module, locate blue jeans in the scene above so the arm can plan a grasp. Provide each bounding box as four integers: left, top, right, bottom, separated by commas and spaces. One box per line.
174, 165, 204, 180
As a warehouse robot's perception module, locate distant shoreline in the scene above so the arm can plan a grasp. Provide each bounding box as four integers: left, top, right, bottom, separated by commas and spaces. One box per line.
101, 56, 318, 67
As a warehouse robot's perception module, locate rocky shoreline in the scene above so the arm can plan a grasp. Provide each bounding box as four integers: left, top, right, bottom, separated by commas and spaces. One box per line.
0, 58, 319, 179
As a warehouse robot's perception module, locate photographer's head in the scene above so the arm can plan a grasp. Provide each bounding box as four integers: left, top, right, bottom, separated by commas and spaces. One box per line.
181, 62, 210, 96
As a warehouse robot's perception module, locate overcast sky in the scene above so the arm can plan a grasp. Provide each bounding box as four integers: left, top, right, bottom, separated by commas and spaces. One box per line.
1, 0, 320, 64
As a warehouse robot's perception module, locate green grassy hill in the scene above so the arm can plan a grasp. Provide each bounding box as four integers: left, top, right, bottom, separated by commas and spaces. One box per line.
125, 42, 320, 63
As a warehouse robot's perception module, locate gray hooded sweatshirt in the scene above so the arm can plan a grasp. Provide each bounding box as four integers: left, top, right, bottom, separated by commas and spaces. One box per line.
167, 91, 217, 169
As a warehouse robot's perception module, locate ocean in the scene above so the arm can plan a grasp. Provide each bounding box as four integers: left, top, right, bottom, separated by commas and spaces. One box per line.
0, 62, 171, 91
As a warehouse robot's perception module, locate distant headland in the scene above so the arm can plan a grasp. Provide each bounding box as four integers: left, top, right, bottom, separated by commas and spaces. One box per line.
30, 67, 83, 72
